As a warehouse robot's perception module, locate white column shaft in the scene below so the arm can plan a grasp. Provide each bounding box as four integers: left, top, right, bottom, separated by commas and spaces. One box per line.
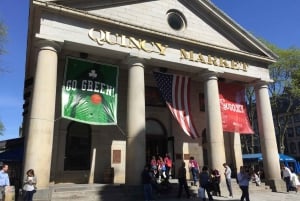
126, 57, 146, 185
24, 41, 59, 189
255, 83, 281, 180
204, 73, 226, 171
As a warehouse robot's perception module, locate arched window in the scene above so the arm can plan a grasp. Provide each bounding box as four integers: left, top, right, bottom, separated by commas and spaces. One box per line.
64, 122, 91, 170
146, 119, 165, 135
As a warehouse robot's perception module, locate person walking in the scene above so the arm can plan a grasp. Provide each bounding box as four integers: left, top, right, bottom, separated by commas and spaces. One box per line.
237, 166, 251, 201
23, 169, 37, 201
141, 165, 154, 201
199, 166, 214, 201
281, 164, 292, 192
189, 156, 199, 186
223, 163, 233, 197
0, 164, 10, 201
177, 161, 190, 199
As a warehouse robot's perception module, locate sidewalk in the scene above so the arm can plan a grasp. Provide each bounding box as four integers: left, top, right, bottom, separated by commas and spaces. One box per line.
157, 191, 300, 201
153, 180, 300, 201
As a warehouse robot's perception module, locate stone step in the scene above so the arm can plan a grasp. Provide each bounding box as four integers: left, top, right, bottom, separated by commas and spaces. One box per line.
49, 179, 271, 201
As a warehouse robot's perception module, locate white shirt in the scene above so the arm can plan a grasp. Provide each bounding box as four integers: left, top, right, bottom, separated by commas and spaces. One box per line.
23, 176, 36, 191
291, 173, 300, 187
282, 167, 292, 178
224, 166, 232, 179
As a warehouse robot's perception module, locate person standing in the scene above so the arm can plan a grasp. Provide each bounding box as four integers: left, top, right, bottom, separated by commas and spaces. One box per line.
23, 169, 37, 201
199, 166, 214, 201
150, 156, 158, 177
177, 161, 190, 199
189, 156, 199, 186
0, 164, 10, 201
237, 166, 251, 201
223, 163, 233, 197
157, 156, 166, 182
290, 171, 300, 192
141, 165, 153, 201
211, 169, 221, 196
281, 164, 292, 192
164, 153, 172, 180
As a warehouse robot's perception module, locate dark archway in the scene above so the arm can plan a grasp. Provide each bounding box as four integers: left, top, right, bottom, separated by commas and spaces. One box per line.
145, 118, 167, 163
64, 122, 91, 170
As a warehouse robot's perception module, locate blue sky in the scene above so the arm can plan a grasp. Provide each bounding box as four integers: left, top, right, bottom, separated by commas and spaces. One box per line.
0, 0, 299, 141
0, 0, 29, 140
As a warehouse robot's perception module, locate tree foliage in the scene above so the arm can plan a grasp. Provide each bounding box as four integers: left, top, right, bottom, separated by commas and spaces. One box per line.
261, 40, 300, 154
0, 121, 4, 136
0, 21, 7, 73
0, 21, 7, 134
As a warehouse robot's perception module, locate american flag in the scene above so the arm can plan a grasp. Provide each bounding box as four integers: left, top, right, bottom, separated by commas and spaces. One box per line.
153, 72, 200, 139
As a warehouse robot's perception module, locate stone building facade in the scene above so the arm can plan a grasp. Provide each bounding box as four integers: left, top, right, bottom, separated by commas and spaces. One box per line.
22, 0, 285, 199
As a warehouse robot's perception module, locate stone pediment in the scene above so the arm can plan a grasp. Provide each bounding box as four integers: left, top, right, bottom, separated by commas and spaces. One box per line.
40, 0, 277, 62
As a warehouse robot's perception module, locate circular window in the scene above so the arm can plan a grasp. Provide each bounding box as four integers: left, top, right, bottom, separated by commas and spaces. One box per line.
167, 10, 186, 31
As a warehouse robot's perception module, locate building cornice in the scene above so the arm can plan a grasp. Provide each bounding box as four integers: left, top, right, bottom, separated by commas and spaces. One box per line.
33, 0, 277, 64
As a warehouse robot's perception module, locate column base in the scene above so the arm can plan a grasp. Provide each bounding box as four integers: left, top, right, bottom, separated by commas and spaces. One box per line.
266, 179, 286, 192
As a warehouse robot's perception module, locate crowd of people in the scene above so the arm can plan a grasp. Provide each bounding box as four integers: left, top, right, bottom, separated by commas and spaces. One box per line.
142, 156, 300, 201
149, 154, 173, 183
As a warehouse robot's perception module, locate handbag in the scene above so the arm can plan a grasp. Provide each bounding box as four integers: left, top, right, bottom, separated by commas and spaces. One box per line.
198, 187, 206, 199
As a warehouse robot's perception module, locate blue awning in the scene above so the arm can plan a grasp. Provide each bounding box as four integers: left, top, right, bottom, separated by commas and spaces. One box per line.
242, 153, 299, 173
243, 153, 296, 162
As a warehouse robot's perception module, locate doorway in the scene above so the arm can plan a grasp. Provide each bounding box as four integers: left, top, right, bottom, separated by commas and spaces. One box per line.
145, 119, 168, 163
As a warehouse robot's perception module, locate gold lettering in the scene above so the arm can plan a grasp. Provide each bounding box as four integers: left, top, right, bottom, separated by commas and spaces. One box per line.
105, 31, 117, 45
207, 55, 218, 66
154, 43, 168, 55
140, 40, 152, 53
128, 37, 142, 49
219, 57, 229, 68
120, 35, 127, 47
88, 29, 249, 71
196, 53, 206, 64
180, 49, 189, 59
95, 30, 106, 45
231, 60, 238, 69
242, 63, 248, 71
88, 28, 97, 41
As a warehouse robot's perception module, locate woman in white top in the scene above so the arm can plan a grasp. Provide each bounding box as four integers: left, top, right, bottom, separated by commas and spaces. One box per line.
291, 172, 300, 192
23, 169, 37, 201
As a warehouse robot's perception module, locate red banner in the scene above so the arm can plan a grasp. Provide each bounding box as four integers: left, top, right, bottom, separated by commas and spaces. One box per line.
219, 83, 254, 134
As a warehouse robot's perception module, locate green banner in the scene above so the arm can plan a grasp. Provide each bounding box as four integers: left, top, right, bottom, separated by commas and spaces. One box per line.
62, 57, 118, 125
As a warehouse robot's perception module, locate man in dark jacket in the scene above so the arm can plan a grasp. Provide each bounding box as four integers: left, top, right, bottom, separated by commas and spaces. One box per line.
199, 166, 213, 201
177, 161, 190, 199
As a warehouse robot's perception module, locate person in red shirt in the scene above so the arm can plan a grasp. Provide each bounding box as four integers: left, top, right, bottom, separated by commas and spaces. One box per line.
164, 153, 172, 180
157, 156, 166, 182
188, 156, 200, 186
150, 156, 158, 176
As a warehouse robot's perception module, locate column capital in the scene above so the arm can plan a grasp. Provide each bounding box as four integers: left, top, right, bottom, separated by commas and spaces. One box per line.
199, 70, 221, 82
253, 80, 270, 90
36, 39, 62, 53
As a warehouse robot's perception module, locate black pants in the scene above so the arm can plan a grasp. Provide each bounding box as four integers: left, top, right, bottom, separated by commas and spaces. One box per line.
201, 184, 213, 201
177, 178, 190, 198
284, 176, 291, 192
239, 185, 250, 201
